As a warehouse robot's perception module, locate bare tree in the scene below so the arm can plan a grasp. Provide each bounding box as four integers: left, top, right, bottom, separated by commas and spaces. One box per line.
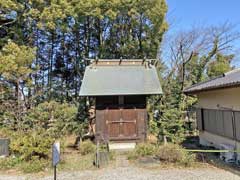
161, 22, 240, 90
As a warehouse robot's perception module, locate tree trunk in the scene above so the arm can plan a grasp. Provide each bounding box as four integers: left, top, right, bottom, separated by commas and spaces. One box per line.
48, 31, 55, 100
138, 14, 143, 58
97, 18, 102, 58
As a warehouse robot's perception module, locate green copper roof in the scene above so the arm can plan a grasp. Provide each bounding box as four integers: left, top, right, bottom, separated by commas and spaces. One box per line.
80, 64, 162, 96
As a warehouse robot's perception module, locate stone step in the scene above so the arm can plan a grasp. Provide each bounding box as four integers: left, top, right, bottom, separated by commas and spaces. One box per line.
109, 142, 136, 151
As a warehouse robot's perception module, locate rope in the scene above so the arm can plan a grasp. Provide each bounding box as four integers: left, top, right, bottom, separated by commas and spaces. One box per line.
183, 149, 240, 153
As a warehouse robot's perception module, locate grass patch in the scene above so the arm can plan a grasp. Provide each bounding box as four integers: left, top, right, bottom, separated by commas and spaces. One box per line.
79, 140, 96, 155
20, 158, 48, 173
0, 156, 49, 173
0, 157, 21, 170
59, 153, 95, 171
58, 139, 97, 171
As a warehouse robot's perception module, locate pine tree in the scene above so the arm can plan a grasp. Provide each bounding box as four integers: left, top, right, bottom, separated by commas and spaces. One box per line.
207, 53, 233, 78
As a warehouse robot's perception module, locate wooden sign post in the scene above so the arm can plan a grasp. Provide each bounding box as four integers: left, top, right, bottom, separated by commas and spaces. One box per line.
52, 141, 60, 180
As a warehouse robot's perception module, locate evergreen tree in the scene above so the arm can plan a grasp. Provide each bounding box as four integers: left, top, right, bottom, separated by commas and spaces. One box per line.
207, 53, 233, 78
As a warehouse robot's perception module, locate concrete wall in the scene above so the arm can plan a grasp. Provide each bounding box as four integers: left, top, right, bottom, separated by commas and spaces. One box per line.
199, 131, 240, 162
197, 87, 240, 162
199, 131, 237, 148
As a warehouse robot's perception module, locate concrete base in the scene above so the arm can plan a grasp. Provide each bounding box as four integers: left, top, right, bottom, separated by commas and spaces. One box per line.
109, 142, 136, 151
199, 131, 240, 163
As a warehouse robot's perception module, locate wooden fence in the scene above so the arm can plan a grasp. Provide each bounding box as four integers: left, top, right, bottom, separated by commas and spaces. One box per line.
196, 108, 240, 141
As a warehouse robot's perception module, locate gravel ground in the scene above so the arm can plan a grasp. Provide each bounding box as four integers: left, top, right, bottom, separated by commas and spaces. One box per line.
1, 166, 240, 180
1, 155, 240, 180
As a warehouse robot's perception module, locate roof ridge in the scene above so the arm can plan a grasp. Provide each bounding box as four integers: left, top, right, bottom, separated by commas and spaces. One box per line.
184, 74, 224, 91
224, 68, 240, 75
184, 68, 240, 94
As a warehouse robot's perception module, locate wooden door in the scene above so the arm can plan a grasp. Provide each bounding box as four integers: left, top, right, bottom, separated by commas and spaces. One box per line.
106, 109, 121, 138
106, 108, 137, 140
121, 109, 137, 138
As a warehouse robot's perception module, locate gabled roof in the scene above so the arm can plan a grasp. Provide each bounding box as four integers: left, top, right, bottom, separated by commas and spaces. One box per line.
80, 59, 163, 96
184, 68, 240, 94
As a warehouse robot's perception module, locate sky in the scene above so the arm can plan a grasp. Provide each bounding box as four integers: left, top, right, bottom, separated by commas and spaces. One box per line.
166, 0, 240, 67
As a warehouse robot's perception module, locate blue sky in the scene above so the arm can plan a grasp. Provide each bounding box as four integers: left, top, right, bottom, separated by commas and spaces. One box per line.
166, 0, 240, 67
167, 0, 240, 30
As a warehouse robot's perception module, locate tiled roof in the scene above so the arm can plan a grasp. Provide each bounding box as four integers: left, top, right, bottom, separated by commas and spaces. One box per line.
184, 68, 240, 94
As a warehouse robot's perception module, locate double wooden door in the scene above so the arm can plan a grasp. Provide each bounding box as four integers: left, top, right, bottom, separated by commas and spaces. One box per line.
106, 108, 137, 140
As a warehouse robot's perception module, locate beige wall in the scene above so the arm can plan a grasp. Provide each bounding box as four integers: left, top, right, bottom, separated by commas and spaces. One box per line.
197, 87, 240, 161
197, 87, 240, 111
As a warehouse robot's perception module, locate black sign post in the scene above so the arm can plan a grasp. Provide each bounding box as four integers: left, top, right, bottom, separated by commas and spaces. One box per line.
54, 166, 57, 180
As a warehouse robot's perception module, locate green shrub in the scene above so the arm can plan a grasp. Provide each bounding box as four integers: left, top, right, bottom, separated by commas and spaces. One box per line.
0, 129, 54, 173
180, 151, 196, 167
0, 157, 21, 170
157, 144, 195, 166
25, 101, 78, 138
0, 127, 11, 138
10, 131, 54, 161
20, 158, 48, 173
135, 143, 156, 156
79, 140, 96, 155
128, 143, 156, 160
157, 144, 183, 162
